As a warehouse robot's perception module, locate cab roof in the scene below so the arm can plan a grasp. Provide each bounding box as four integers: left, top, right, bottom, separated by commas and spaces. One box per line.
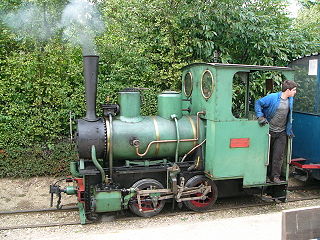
182, 63, 293, 71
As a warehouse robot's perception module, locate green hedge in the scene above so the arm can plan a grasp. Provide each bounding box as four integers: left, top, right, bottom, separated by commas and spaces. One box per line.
0, 42, 161, 177
0, 140, 77, 178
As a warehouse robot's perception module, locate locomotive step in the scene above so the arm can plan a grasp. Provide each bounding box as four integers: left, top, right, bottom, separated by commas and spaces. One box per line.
265, 177, 287, 185
265, 180, 287, 186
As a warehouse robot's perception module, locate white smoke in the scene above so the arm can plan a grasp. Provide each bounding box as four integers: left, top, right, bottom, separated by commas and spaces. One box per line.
1, 2, 59, 41
60, 0, 105, 55
1, 0, 105, 55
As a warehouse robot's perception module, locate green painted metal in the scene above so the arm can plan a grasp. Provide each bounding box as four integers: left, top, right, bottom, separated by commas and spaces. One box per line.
284, 138, 293, 181
158, 91, 182, 120
119, 91, 143, 122
181, 63, 294, 121
173, 116, 180, 162
125, 159, 167, 167
79, 159, 85, 170
70, 161, 82, 178
122, 188, 137, 209
205, 120, 269, 185
111, 115, 205, 161
91, 145, 106, 183
78, 202, 87, 224
65, 186, 77, 195
283, 71, 294, 82
181, 63, 294, 186
181, 65, 217, 117
94, 191, 122, 212
71, 62, 296, 221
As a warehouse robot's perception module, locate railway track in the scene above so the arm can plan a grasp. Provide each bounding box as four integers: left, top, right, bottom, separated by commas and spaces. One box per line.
0, 206, 78, 215
287, 184, 320, 191
115, 194, 320, 222
0, 205, 83, 231
1, 188, 320, 231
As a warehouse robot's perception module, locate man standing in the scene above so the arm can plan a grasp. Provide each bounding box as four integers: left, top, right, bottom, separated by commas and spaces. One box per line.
255, 80, 297, 183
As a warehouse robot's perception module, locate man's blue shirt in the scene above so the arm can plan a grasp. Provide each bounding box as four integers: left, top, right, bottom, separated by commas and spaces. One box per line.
255, 92, 294, 136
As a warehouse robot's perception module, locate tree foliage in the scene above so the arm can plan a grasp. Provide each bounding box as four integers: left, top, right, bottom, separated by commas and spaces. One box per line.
298, 0, 319, 8
294, 1, 320, 51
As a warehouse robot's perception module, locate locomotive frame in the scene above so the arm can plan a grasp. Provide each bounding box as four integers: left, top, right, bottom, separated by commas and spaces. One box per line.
50, 56, 294, 224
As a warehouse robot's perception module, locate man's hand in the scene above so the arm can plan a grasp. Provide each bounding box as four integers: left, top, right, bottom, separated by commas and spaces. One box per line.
258, 117, 268, 126
288, 131, 295, 139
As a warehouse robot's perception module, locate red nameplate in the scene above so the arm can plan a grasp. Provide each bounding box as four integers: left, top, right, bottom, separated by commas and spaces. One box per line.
230, 138, 250, 148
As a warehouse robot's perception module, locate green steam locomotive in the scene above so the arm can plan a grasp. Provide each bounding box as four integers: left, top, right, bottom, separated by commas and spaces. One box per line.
50, 55, 294, 224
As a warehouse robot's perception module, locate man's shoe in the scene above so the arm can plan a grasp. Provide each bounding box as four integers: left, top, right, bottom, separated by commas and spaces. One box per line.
272, 177, 281, 184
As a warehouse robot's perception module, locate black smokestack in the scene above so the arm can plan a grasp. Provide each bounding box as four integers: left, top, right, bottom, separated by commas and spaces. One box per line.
83, 55, 99, 121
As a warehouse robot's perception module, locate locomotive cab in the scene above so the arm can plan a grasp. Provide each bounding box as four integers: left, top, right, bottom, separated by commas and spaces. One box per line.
181, 63, 294, 188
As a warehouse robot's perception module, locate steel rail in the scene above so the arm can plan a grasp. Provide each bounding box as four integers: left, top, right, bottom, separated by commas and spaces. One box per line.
0, 206, 83, 231
1, 191, 320, 231
287, 185, 320, 191
0, 221, 85, 231
0, 206, 78, 215
115, 195, 320, 222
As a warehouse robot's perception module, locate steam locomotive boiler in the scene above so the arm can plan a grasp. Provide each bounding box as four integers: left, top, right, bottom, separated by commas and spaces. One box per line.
50, 55, 294, 224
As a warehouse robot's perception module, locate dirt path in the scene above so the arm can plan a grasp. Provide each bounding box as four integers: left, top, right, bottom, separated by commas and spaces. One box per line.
0, 177, 75, 211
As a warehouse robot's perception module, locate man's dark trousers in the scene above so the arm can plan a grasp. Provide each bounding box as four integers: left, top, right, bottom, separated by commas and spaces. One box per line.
269, 131, 287, 179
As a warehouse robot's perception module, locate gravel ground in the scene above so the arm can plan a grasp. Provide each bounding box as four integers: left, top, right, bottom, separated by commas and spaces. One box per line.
0, 177, 75, 211
2, 199, 320, 240
0, 177, 320, 240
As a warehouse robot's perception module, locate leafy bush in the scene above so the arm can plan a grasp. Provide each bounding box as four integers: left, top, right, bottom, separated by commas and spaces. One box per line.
0, 140, 77, 178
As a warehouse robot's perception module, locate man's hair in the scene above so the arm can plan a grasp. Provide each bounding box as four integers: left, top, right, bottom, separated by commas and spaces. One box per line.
282, 80, 297, 92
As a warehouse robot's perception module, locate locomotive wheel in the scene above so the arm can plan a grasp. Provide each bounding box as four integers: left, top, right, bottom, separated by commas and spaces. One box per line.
184, 175, 218, 211
129, 179, 165, 217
